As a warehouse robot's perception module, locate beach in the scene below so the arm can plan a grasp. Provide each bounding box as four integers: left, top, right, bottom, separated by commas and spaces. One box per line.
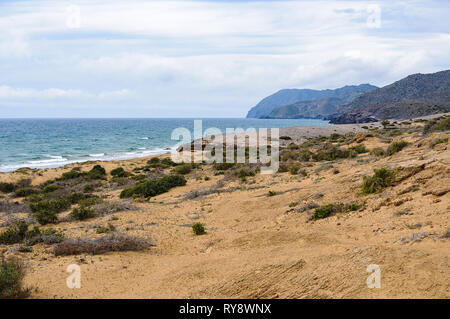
0, 116, 449, 298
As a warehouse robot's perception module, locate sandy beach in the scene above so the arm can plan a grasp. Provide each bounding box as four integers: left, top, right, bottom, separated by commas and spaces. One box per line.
0, 116, 449, 299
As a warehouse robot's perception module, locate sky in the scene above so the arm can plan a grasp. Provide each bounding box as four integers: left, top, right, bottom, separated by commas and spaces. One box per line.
0, 0, 449, 118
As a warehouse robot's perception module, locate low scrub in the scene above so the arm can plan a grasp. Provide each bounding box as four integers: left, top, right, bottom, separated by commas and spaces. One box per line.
430, 138, 448, 148
386, 140, 408, 156
120, 174, 186, 198
52, 234, 153, 256
70, 206, 96, 221
313, 204, 335, 220
423, 117, 450, 134
0, 257, 29, 299
0, 182, 16, 194
87, 165, 106, 180
171, 164, 192, 175
0, 220, 63, 245
362, 168, 395, 194
192, 222, 206, 235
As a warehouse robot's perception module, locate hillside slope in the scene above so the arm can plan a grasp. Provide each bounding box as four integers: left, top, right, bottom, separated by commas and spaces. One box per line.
246, 84, 377, 118
329, 70, 450, 123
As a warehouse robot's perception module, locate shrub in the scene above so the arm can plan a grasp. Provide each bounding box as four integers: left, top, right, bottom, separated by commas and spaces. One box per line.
370, 147, 385, 157
148, 158, 160, 164
192, 222, 206, 235
70, 206, 96, 221
288, 201, 299, 207
14, 187, 39, 197
381, 120, 390, 128
52, 234, 153, 256
386, 140, 408, 156
24, 227, 64, 245
0, 257, 29, 298
0, 182, 16, 194
214, 163, 235, 171
267, 190, 276, 197
96, 227, 110, 234
18, 246, 32, 253
347, 202, 364, 211
34, 210, 58, 225
0, 220, 28, 245
60, 170, 85, 180
30, 198, 71, 215
280, 136, 292, 140
120, 174, 186, 198
430, 138, 448, 148
42, 185, 60, 193
349, 144, 368, 154
311, 144, 353, 161
110, 167, 126, 177
313, 204, 334, 220
0, 201, 31, 214
237, 168, 256, 178
423, 117, 450, 134
278, 164, 288, 173
87, 165, 106, 179
289, 165, 300, 175
362, 168, 395, 194
171, 164, 192, 175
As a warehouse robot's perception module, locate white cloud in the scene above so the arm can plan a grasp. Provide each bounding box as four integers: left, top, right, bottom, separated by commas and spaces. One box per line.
0, 85, 131, 100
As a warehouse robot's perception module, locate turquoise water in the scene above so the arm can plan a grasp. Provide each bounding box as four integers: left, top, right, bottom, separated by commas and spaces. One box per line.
0, 118, 329, 172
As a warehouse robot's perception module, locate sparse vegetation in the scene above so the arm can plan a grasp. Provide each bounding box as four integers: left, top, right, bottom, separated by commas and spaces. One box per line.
313, 204, 334, 220
52, 234, 153, 256
0, 182, 16, 194
120, 174, 186, 198
70, 206, 96, 221
430, 137, 448, 148
386, 140, 408, 156
0, 257, 29, 299
192, 222, 206, 235
280, 136, 292, 140
362, 168, 395, 194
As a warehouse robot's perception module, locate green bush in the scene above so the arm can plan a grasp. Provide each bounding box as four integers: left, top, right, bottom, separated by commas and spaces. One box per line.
120, 174, 187, 198
362, 168, 395, 194
0, 182, 16, 194
171, 164, 192, 175
192, 222, 206, 235
214, 163, 235, 171
110, 167, 127, 177
14, 187, 39, 197
311, 144, 353, 161
34, 210, 58, 225
60, 170, 85, 180
289, 165, 300, 175
430, 138, 448, 148
87, 165, 106, 179
423, 117, 450, 134
0, 220, 28, 245
349, 144, 368, 154
0, 258, 29, 298
386, 140, 408, 156
70, 206, 96, 221
267, 190, 276, 197
280, 136, 292, 140
42, 185, 60, 193
313, 204, 334, 220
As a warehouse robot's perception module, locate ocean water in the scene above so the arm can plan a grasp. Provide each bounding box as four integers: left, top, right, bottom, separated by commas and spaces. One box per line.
0, 118, 329, 172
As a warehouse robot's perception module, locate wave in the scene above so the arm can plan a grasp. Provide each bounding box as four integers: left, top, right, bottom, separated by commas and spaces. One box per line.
0, 147, 176, 172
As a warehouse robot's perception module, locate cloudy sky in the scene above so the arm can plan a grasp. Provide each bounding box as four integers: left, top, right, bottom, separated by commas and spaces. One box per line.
1, 0, 449, 117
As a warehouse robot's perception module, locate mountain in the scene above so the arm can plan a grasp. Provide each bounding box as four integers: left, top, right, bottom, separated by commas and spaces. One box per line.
329, 70, 450, 124
246, 84, 377, 119
261, 97, 343, 119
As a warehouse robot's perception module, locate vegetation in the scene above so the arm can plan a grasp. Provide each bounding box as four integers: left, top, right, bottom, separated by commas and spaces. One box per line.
110, 167, 127, 177
362, 168, 395, 194
192, 222, 206, 235
171, 164, 192, 175
370, 147, 385, 157
386, 140, 408, 156
267, 190, 276, 197
52, 234, 153, 256
214, 163, 235, 171
120, 174, 186, 198
87, 165, 106, 179
70, 206, 96, 221
423, 116, 450, 134
0, 182, 16, 194
279, 136, 292, 140
313, 204, 335, 220
430, 138, 448, 148
0, 257, 29, 298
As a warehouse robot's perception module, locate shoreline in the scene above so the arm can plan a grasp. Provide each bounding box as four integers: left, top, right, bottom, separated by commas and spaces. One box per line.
1, 113, 448, 174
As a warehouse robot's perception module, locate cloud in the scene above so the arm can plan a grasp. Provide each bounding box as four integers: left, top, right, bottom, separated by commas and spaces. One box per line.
0, 85, 132, 100
0, 0, 449, 117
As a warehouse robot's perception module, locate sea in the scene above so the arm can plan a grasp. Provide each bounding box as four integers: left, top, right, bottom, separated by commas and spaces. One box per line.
0, 118, 329, 172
